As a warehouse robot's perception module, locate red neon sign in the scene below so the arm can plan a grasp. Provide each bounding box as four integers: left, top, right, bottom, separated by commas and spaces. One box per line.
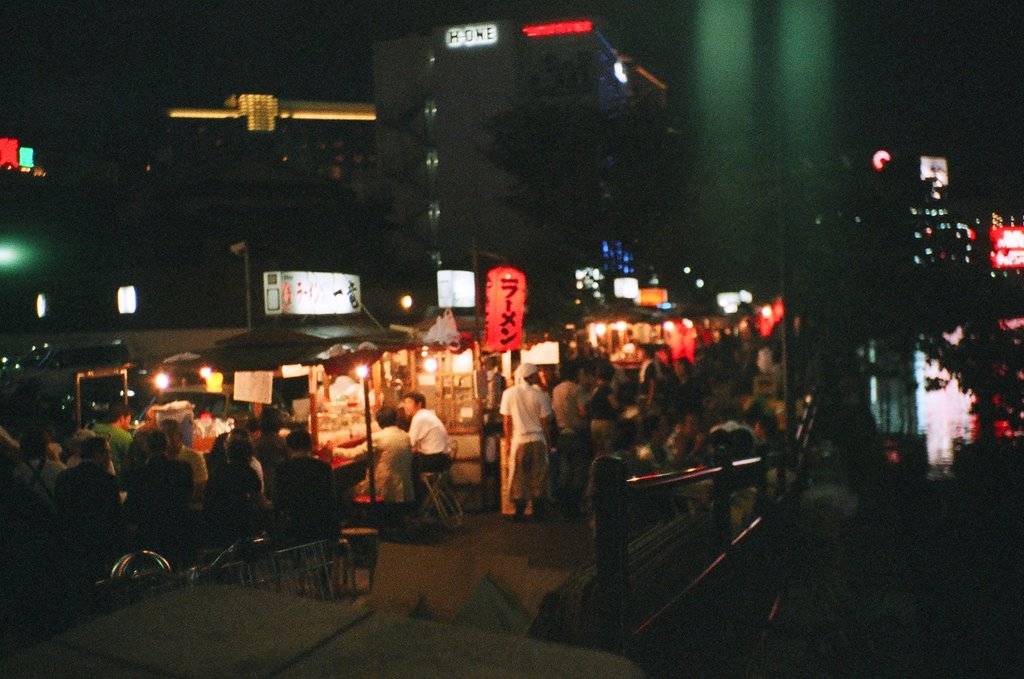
991, 226, 1024, 269
872, 149, 891, 172
522, 20, 593, 38
0, 138, 19, 169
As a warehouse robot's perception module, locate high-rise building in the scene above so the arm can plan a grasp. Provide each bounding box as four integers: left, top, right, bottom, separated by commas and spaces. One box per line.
373, 19, 664, 273
910, 155, 977, 267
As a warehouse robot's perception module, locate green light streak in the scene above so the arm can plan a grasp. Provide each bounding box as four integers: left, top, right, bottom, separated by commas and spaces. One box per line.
778, 1, 836, 153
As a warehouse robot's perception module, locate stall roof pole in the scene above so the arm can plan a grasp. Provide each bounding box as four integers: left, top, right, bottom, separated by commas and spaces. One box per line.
363, 374, 377, 512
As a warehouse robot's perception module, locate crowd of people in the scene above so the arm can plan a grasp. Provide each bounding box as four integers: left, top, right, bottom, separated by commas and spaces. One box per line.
0, 333, 784, 650
497, 337, 786, 522
0, 405, 343, 649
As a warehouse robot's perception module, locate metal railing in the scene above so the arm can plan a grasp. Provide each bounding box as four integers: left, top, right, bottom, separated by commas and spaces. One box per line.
94, 535, 337, 613
591, 448, 791, 656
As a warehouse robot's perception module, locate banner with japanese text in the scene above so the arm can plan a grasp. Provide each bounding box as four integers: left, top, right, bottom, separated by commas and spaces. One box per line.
484, 266, 526, 351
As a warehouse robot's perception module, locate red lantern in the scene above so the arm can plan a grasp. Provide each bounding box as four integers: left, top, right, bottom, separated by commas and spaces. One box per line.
484, 266, 526, 352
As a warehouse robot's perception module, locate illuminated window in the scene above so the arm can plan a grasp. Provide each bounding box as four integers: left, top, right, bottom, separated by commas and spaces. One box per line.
237, 94, 279, 132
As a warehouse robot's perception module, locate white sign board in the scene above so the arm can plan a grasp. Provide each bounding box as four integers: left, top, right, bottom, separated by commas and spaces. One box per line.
263, 271, 361, 315
233, 371, 274, 404
437, 270, 476, 308
613, 277, 639, 300
520, 341, 560, 365
445, 23, 498, 48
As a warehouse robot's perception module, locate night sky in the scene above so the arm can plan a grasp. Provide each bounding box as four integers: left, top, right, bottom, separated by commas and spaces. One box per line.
3, 1, 1022, 184
3, 0, 1024, 289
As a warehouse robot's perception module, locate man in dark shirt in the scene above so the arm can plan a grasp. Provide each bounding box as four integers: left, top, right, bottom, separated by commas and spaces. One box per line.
127, 430, 194, 568
274, 429, 337, 544
54, 436, 128, 585
254, 409, 288, 502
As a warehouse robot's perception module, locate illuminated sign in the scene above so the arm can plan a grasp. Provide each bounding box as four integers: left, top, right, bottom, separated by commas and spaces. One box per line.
613, 277, 639, 300
484, 266, 526, 351
522, 20, 594, 37
872, 149, 891, 172
990, 227, 1024, 269
445, 23, 498, 48
18, 146, 34, 168
117, 286, 138, 314
437, 270, 476, 308
263, 271, 361, 315
637, 288, 668, 307
0, 138, 19, 169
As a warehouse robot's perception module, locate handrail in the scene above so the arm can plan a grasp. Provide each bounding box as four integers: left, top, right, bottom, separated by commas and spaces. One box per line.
590, 393, 818, 657
592, 452, 780, 655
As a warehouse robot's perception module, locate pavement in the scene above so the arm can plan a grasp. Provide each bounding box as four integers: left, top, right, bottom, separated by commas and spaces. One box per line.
0, 585, 644, 678
7, 456, 1020, 678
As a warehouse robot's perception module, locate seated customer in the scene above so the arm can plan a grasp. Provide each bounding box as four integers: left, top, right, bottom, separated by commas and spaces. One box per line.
274, 430, 338, 543
54, 436, 128, 585
127, 430, 194, 567
354, 407, 414, 504
204, 437, 263, 548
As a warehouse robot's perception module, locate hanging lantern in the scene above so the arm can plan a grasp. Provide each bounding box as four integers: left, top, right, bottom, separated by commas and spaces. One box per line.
484, 266, 526, 352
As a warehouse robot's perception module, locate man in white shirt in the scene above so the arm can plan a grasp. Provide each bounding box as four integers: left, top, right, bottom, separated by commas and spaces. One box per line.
500, 363, 553, 521
402, 392, 449, 454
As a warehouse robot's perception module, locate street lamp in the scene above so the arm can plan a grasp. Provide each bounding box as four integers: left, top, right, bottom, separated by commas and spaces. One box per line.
230, 241, 252, 330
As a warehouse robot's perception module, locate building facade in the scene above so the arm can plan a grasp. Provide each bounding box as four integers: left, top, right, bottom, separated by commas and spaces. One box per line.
373, 19, 662, 277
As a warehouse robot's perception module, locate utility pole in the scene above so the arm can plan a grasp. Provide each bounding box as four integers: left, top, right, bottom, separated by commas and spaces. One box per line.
231, 241, 252, 330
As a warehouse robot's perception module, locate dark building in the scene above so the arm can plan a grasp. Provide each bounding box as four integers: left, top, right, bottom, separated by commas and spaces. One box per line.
372, 18, 667, 290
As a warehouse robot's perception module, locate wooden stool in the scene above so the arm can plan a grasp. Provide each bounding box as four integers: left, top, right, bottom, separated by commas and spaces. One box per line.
339, 526, 379, 593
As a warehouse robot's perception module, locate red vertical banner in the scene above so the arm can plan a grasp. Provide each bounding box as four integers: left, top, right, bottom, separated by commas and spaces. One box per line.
484, 266, 526, 352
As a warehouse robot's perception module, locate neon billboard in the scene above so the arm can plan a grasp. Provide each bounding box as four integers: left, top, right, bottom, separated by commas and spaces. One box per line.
990, 227, 1024, 269
522, 20, 593, 38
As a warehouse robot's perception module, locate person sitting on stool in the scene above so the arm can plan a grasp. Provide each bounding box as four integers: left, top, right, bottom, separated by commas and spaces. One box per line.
401, 391, 450, 471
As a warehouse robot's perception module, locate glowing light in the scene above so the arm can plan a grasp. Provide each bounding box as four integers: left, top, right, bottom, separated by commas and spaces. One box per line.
0, 138, 19, 168
695, 279, 705, 288
614, 321, 628, 332
663, 321, 675, 332
614, 61, 628, 84
117, 286, 137, 314
400, 294, 413, 310
0, 247, 17, 264
35, 294, 47, 318
154, 372, 171, 390
355, 364, 369, 379
761, 305, 773, 319
872, 149, 892, 172
445, 23, 498, 48
423, 357, 439, 373
682, 318, 694, 328
522, 20, 593, 37
205, 371, 224, 393
594, 323, 607, 337
199, 366, 213, 379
